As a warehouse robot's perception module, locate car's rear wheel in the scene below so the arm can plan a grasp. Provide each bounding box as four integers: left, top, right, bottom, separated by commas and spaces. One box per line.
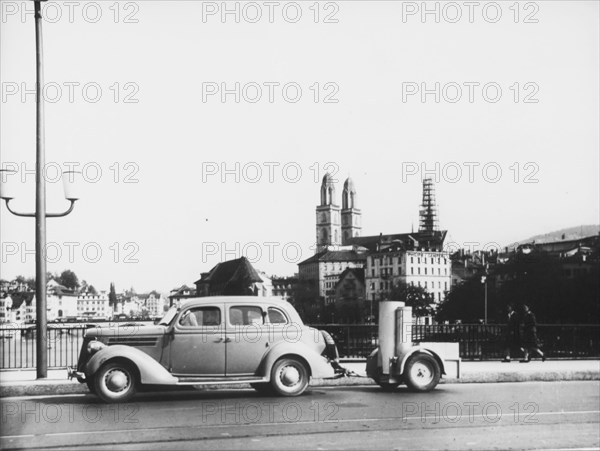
270, 357, 309, 397
404, 354, 441, 392
94, 361, 137, 403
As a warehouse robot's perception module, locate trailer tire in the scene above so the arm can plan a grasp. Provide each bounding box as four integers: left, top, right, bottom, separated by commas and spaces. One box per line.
373, 369, 400, 391
404, 354, 441, 392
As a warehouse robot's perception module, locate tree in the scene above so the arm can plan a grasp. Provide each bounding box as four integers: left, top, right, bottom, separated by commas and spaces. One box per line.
387, 282, 436, 318
292, 281, 324, 323
109, 283, 118, 308
58, 270, 79, 290
436, 276, 488, 323
87, 285, 98, 295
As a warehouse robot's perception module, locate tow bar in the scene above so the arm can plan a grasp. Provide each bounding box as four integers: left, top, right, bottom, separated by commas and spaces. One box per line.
330, 360, 366, 379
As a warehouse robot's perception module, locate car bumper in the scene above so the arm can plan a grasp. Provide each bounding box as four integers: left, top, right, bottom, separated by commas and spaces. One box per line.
67, 367, 86, 383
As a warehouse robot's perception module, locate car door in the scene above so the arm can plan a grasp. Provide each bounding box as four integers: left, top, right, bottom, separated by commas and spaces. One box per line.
225, 304, 270, 376
169, 304, 225, 376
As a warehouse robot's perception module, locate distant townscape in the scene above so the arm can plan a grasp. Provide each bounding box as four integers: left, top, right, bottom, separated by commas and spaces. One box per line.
1, 177, 598, 326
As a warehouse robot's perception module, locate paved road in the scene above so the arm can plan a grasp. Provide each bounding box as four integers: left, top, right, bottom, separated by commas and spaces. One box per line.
1, 381, 599, 450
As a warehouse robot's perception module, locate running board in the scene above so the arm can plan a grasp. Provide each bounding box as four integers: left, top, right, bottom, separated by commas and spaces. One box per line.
176, 377, 269, 385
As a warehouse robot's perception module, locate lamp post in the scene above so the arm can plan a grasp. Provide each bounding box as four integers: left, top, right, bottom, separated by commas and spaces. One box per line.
0, 0, 80, 379
481, 275, 487, 324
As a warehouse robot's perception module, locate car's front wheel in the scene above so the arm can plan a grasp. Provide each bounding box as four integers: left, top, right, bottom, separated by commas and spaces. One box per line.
94, 361, 138, 403
270, 357, 309, 397
404, 354, 441, 392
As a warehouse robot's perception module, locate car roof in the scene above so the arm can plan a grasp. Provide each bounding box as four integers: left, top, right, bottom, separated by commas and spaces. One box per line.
178, 297, 304, 324
180, 296, 290, 307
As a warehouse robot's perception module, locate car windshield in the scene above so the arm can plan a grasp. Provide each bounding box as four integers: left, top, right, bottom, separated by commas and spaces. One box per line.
158, 307, 178, 326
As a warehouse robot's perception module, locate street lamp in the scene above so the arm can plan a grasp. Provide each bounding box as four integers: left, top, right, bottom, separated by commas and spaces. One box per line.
0, 0, 80, 379
481, 275, 487, 324
480, 263, 489, 324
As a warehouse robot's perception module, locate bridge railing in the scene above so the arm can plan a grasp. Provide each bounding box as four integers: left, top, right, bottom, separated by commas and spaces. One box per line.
1, 323, 598, 369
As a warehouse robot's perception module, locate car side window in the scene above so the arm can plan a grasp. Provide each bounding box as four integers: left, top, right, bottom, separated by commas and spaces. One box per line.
179, 307, 221, 327
229, 306, 264, 326
267, 307, 288, 324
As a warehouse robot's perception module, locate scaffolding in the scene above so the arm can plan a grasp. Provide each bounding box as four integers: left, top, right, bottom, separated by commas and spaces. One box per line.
419, 178, 439, 236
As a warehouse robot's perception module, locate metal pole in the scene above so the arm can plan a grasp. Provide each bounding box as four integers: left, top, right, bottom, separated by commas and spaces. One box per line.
34, 0, 47, 379
484, 280, 488, 325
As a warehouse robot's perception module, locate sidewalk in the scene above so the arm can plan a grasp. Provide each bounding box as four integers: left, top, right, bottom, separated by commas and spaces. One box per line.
1, 360, 598, 398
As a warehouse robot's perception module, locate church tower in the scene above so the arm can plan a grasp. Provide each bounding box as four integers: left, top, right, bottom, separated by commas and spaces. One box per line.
341, 177, 361, 245
316, 173, 341, 252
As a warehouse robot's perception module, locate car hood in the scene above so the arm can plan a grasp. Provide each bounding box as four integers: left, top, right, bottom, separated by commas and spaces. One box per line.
85, 324, 166, 339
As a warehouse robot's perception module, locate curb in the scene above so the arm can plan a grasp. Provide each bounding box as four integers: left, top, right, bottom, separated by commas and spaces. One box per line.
1, 371, 598, 398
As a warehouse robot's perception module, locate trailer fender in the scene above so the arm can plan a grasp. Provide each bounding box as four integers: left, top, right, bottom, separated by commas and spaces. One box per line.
86, 345, 178, 385
399, 348, 446, 376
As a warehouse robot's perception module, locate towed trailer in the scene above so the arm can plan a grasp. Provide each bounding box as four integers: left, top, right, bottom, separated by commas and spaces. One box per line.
364, 301, 461, 391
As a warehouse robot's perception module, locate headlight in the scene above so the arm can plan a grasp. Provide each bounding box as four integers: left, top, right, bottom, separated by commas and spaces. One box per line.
87, 340, 107, 354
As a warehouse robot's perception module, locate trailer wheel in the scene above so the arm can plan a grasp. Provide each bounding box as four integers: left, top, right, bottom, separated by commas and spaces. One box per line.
404, 354, 440, 392
372, 369, 400, 391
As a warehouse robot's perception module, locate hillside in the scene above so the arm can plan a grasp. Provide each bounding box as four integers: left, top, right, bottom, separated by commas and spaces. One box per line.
513, 225, 599, 245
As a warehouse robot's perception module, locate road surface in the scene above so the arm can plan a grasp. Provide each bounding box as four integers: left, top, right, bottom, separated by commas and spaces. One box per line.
1, 381, 599, 450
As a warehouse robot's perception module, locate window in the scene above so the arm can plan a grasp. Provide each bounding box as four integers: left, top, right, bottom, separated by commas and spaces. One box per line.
268, 307, 287, 324
411, 257, 414, 263
411, 267, 414, 275
179, 306, 221, 327
424, 268, 427, 275
229, 306, 264, 326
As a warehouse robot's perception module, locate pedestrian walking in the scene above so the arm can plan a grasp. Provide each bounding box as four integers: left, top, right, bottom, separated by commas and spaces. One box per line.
501, 303, 520, 362
521, 304, 546, 362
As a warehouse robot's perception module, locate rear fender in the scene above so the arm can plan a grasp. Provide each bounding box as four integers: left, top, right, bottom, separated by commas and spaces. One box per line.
86, 345, 178, 385
259, 341, 335, 379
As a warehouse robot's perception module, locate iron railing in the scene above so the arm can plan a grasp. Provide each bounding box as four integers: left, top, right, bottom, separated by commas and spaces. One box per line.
1, 323, 598, 369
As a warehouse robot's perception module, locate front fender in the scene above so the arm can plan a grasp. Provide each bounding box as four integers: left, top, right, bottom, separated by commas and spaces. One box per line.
86, 345, 178, 385
260, 341, 335, 379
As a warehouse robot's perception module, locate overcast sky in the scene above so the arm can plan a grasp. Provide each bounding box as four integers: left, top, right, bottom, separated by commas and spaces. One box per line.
1, 0, 598, 293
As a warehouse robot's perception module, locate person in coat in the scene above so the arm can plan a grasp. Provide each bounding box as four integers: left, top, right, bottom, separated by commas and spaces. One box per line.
502, 303, 521, 362
521, 304, 546, 362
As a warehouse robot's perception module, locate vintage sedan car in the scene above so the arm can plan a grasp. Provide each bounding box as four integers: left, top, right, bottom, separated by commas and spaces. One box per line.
69, 297, 339, 403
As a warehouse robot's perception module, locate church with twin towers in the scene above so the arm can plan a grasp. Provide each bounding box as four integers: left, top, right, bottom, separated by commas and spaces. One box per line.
316, 173, 362, 252
299, 173, 452, 309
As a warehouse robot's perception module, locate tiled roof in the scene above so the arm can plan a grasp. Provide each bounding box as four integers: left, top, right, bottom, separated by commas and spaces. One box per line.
347, 231, 447, 252
195, 257, 264, 286
298, 249, 367, 266
335, 267, 365, 288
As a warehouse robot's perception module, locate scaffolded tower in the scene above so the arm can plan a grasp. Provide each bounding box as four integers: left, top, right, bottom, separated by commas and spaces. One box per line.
419, 178, 439, 237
